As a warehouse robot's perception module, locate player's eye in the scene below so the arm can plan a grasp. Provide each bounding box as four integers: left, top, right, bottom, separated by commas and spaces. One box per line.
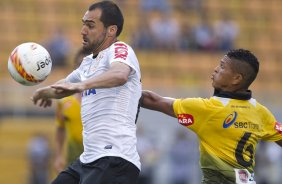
82, 21, 95, 29
220, 61, 224, 68
84, 23, 94, 29
88, 24, 95, 29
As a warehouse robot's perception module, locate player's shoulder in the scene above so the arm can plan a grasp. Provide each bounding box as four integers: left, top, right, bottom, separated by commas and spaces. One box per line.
77, 54, 94, 69
174, 97, 210, 107
114, 41, 130, 46
254, 99, 273, 114
82, 54, 94, 62
109, 41, 134, 51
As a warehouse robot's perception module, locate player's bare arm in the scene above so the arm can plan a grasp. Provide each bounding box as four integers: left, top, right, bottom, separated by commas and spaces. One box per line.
80, 61, 131, 88
31, 79, 72, 107
141, 90, 176, 117
51, 62, 131, 92
276, 139, 282, 147
54, 102, 67, 172
54, 126, 66, 173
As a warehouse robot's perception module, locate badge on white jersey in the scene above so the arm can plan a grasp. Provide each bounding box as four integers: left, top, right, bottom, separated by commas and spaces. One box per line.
234, 169, 256, 184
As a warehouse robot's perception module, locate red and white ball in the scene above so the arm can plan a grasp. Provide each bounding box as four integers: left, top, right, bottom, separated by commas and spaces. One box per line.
8, 42, 52, 86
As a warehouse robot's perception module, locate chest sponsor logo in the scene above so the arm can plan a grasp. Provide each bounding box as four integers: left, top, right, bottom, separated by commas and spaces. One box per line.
81, 88, 96, 97
234, 121, 259, 130
275, 122, 282, 134
223, 111, 237, 128
114, 43, 128, 60
178, 114, 194, 127
223, 112, 259, 130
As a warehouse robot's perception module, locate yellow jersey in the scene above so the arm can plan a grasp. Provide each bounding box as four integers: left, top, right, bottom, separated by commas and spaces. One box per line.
173, 94, 282, 182
56, 95, 83, 163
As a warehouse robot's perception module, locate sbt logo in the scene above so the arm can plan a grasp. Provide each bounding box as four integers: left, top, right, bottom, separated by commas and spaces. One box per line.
37, 56, 52, 71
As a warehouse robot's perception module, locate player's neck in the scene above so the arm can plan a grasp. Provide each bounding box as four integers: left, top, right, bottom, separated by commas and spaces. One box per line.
214, 89, 252, 100
93, 37, 118, 55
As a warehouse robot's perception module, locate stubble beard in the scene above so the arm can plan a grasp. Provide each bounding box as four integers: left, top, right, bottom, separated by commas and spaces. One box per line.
87, 31, 107, 53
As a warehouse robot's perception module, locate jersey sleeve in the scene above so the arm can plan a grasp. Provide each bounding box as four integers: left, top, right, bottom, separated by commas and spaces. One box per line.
65, 68, 81, 83
108, 42, 141, 78
65, 55, 91, 83
173, 97, 209, 132
261, 108, 282, 141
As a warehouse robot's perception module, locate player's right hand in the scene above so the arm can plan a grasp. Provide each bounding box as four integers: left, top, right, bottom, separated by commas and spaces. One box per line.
31, 87, 53, 107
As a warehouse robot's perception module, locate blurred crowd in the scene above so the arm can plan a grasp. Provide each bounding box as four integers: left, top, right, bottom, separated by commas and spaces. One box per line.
131, 0, 239, 52
45, 0, 240, 69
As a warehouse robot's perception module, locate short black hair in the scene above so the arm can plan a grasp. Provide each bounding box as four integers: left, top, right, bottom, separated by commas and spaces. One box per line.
227, 49, 259, 88
89, 1, 124, 37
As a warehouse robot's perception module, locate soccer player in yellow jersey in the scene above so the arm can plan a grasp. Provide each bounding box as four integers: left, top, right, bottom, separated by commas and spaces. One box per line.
54, 48, 91, 173
141, 49, 282, 184
54, 93, 83, 172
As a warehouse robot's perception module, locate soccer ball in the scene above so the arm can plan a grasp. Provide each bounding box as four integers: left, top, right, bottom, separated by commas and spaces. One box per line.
8, 42, 52, 86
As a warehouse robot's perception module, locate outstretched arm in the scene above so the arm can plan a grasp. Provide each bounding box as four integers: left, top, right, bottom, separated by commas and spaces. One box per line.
141, 90, 176, 117
53, 101, 67, 173
276, 139, 282, 147
54, 126, 66, 173
31, 79, 73, 107
32, 62, 131, 107
51, 62, 131, 92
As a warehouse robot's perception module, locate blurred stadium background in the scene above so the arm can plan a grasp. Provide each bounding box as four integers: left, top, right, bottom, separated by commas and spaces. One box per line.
0, 0, 282, 184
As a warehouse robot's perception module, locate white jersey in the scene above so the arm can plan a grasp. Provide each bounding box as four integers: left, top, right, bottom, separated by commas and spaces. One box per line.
65, 41, 142, 169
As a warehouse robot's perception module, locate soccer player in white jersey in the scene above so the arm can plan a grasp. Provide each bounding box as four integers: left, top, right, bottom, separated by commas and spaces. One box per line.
140, 49, 282, 184
32, 1, 141, 184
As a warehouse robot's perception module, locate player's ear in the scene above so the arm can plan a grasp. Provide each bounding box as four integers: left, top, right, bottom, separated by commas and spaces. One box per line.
107, 25, 117, 37
232, 73, 243, 85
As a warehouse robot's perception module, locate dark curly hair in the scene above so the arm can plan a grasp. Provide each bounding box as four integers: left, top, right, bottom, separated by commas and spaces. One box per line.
227, 49, 259, 89
89, 1, 124, 37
